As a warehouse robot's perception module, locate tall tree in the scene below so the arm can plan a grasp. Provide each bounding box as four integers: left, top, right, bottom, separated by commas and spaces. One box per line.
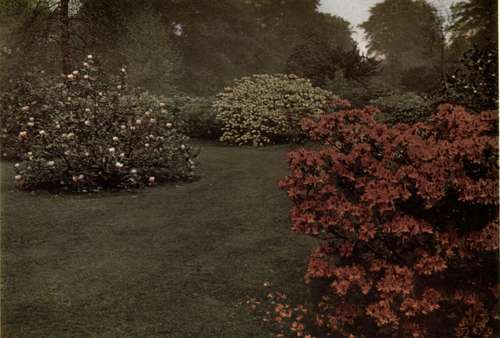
449, 0, 498, 48
360, 0, 444, 70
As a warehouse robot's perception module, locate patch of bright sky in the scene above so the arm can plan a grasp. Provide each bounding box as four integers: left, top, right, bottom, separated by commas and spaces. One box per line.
318, 0, 458, 54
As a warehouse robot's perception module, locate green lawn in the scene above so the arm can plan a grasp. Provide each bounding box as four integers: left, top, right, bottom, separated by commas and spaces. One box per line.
1, 141, 316, 337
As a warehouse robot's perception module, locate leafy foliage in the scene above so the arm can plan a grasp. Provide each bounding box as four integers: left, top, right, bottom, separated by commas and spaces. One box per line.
443, 43, 498, 112
163, 96, 221, 139
287, 41, 379, 88
120, 8, 181, 95
370, 92, 432, 124
449, 0, 498, 48
5, 55, 197, 191
213, 74, 332, 146
279, 104, 499, 337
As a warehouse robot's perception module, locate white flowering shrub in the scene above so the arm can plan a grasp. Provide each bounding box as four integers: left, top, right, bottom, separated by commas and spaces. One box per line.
213, 74, 333, 146
10, 55, 197, 191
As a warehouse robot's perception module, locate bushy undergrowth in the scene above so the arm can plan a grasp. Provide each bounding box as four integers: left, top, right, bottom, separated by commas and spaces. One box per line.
5, 55, 197, 191
280, 104, 499, 337
213, 74, 332, 146
163, 96, 220, 139
370, 92, 432, 124
445, 43, 498, 112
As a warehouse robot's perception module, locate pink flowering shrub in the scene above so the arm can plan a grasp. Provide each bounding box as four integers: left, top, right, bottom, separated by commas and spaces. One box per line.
279, 104, 499, 337
9, 55, 197, 191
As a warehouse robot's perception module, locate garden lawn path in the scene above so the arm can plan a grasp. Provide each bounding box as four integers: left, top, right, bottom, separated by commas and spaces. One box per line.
1, 141, 316, 337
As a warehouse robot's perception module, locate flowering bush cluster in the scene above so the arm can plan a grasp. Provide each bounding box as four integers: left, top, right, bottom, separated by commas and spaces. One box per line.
9, 55, 197, 191
445, 43, 498, 112
213, 74, 332, 146
279, 104, 499, 337
0, 68, 53, 159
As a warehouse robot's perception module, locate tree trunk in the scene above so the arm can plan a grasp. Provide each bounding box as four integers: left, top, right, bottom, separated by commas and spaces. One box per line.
60, 0, 71, 74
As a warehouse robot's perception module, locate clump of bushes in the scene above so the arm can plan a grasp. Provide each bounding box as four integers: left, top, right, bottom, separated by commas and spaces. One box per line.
444, 43, 498, 112
0, 68, 53, 159
162, 96, 220, 139
279, 104, 499, 337
370, 92, 432, 124
213, 74, 332, 146
8, 55, 197, 191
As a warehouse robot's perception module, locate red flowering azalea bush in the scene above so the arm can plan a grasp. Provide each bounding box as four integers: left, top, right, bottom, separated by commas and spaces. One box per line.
279, 104, 499, 337
8, 55, 197, 191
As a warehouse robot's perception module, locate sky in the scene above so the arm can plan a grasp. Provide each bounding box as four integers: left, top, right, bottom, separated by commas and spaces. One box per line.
318, 0, 457, 53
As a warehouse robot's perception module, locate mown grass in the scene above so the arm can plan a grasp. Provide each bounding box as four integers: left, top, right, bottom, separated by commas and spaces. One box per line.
1, 141, 317, 337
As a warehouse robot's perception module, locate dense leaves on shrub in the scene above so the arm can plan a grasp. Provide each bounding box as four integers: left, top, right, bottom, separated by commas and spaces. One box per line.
8, 55, 197, 191
279, 104, 499, 337
287, 42, 379, 88
214, 74, 332, 146
163, 96, 220, 139
0, 68, 53, 159
370, 92, 432, 124
444, 43, 498, 112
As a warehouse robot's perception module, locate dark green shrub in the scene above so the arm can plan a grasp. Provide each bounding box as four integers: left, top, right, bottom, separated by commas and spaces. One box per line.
163, 96, 221, 139
370, 92, 432, 124
443, 43, 498, 112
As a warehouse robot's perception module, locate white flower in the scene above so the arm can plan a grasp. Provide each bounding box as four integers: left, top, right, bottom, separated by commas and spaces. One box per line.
115, 162, 123, 168
117, 85, 122, 90
120, 125, 126, 130
21, 106, 30, 111
145, 143, 150, 148
98, 92, 103, 96
64, 150, 70, 156
130, 169, 137, 174
87, 54, 93, 59
27, 122, 35, 127
29, 117, 34, 122
148, 176, 155, 183
84, 151, 90, 156
144, 111, 151, 117
39, 130, 46, 135
14, 163, 20, 168
119, 152, 125, 158
135, 119, 142, 125
83, 62, 89, 67
181, 144, 186, 150
67, 132, 75, 139
84, 120, 91, 126
85, 108, 91, 112
166, 123, 172, 128
72, 175, 78, 182
27, 152, 32, 156
47, 161, 55, 166
72, 70, 79, 75
130, 126, 136, 131
150, 118, 156, 124
159, 102, 165, 107
112, 136, 119, 142
67, 74, 74, 80
108, 147, 116, 153
14, 175, 22, 181
121, 68, 126, 73
18, 131, 27, 138
78, 174, 85, 180
55, 123, 61, 129
83, 75, 89, 79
